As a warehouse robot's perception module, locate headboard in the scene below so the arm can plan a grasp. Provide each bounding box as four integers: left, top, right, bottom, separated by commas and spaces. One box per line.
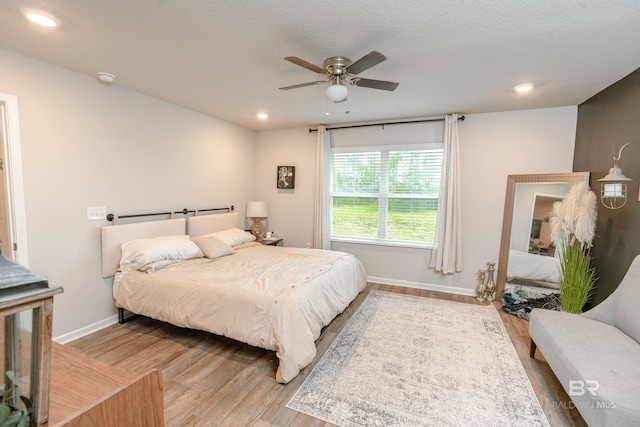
187, 212, 239, 237
101, 218, 186, 278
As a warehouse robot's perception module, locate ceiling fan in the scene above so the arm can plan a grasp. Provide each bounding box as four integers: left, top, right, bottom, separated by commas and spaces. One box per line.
279, 50, 399, 101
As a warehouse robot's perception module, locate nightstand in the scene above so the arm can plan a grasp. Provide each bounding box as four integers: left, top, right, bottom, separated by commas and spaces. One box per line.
261, 237, 283, 246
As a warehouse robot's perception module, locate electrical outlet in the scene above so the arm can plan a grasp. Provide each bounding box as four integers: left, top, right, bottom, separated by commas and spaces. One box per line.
87, 207, 107, 220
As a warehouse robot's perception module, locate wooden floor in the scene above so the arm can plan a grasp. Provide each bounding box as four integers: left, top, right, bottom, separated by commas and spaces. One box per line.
66, 283, 587, 426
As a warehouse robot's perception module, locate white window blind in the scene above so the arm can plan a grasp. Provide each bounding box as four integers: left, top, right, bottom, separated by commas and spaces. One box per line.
331, 146, 443, 244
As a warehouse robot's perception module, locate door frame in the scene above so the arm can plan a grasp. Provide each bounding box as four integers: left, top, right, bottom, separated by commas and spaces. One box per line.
0, 93, 29, 265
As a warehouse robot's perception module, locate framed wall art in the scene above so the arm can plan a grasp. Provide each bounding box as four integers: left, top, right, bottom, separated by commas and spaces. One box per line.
277, 166, 295, 189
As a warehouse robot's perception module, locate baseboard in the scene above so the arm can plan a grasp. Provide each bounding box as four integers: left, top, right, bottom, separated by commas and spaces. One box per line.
367, 276, 477, 297
54, 314, 119, 344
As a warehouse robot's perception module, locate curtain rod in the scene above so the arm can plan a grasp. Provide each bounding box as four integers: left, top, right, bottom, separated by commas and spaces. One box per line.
106, 206, 234, 222
308, 115, 465, 133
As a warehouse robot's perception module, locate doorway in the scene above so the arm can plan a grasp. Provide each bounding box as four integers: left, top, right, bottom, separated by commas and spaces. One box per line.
0, 93, 29, 265
0, 106, 8, 256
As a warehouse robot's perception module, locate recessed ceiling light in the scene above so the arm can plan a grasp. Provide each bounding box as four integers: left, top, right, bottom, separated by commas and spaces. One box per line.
514, 83, 535, 93
256, 112, 269, 120
20, 8, 61, 27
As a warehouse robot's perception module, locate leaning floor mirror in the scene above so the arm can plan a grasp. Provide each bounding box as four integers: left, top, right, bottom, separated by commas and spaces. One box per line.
496, 172, 591, 298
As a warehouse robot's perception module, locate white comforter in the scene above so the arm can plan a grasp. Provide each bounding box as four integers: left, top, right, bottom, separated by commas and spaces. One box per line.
115, 245, 367, 383
507, 249, 561, 285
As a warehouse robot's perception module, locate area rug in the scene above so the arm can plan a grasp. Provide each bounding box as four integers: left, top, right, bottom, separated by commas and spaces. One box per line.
287, 290, 549, 427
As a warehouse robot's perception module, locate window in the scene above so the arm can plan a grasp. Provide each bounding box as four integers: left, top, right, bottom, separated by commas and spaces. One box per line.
330, 145, 443, 245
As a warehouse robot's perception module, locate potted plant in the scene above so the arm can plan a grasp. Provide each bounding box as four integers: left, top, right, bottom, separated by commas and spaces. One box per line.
0, 370, 32, 427
550, 181, 598, 313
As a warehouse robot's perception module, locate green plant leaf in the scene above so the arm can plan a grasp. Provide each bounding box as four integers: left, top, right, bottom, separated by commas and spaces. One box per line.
0, 413, 23, 427
0, 404, 9, 420
558, 236, 597, 313
0, 371, 31, 427
4, 372, 17, 387
16, 413, 27, 427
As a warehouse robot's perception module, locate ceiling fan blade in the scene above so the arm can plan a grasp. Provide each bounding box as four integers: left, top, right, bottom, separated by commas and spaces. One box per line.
284, 57, 326, 74
352, 78, 399, 91
279, 80, 327, 90
346, 50, 387, 75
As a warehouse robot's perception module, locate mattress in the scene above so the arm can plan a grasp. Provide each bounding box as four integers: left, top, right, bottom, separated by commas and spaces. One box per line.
115, 244, 367, 383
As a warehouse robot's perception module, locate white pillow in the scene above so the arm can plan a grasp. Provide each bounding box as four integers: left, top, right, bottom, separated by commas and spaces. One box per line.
209, 228, 256, 247
139, 259, 185, 274
119, 235, 203, 273
191, 235, 235, 259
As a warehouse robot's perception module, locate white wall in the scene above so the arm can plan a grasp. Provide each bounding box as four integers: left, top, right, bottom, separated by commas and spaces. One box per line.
0, 43, 579, 339
254, 128, 317, 248
256, 107, 577, 293
0, 48, 257, 339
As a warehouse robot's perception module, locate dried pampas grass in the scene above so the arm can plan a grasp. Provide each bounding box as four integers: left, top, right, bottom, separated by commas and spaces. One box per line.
550, 180, 597, 247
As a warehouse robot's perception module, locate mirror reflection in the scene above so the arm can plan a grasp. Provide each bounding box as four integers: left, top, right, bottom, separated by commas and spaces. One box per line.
507, 187, 569, 289
496, 172, 591, 299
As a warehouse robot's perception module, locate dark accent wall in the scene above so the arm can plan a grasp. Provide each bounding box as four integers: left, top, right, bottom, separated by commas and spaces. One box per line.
574, 68, 640, 305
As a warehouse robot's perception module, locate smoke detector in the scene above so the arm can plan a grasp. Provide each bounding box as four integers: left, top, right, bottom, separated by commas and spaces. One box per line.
97, 72, 115, 83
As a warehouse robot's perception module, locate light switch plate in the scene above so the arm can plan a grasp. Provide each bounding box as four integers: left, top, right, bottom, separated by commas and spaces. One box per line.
87, 207, 107, 220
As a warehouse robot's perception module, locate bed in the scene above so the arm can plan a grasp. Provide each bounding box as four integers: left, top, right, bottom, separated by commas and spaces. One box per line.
101, 212, 367, 383
507, 249, 561, 286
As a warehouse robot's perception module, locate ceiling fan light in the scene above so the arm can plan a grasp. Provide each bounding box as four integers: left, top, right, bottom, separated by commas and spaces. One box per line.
326, 84, 348, 101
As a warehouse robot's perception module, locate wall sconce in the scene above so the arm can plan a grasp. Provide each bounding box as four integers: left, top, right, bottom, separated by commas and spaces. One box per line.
598, 142, 634, 209
246, 201, 268, 241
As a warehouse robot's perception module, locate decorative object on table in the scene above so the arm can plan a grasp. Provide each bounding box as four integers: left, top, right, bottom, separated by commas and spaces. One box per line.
550, 181, 598, 313
277, 166, 295, 189
0, 256, 63, 426
597, 142, 636, 210
288, 291, 549, 427
485, 262, 496, 302
245, 201, 268, 242
476, 269, 486, 302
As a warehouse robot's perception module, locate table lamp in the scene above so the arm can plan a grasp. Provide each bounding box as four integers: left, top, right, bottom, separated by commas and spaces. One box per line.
246, 201, 268, 241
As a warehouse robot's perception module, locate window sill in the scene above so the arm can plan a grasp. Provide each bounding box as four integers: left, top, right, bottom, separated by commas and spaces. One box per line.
331, 237, 433, 250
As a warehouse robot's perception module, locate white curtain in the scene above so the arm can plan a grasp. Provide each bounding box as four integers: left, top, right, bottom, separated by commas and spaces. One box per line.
429, 114, 463, 274
312, 126, 331, 249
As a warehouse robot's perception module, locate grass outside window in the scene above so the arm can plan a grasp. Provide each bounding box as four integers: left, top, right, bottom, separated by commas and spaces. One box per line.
332, 198, 437, 243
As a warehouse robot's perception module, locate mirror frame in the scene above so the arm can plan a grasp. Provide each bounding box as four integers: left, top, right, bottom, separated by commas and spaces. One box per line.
496, 172, 591, 296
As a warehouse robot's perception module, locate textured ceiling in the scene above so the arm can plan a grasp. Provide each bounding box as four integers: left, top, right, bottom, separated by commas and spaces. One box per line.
1, 1, 639, 131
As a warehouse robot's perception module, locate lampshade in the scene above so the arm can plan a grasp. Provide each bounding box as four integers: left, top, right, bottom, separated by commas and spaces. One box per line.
246, 201, 268, 218
326, 84, 348, 101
